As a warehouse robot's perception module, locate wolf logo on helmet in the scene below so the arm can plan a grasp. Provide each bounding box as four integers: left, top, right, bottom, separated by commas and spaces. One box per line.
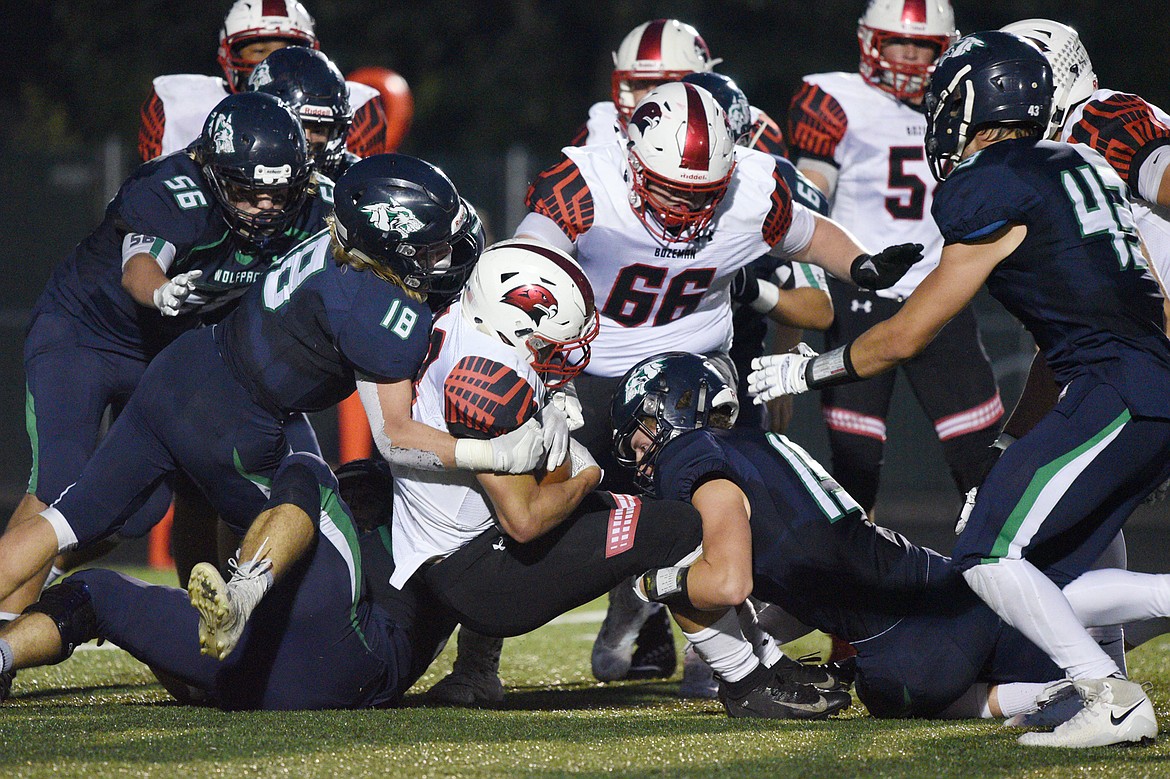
502, 285, 559, 326
250, 58, 274, 88
212, 114, 235, 154
361, 202, 426, 238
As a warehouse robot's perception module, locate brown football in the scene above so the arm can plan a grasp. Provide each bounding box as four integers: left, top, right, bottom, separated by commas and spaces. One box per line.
536, 456, 572, 485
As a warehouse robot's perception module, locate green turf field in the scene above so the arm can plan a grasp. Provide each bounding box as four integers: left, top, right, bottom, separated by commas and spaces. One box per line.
3, 568, 1170, 778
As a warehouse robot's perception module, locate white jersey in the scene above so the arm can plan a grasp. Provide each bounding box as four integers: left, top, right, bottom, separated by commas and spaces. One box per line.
389, 301, 546, 588
788, 72, 941, 300
1059, 88, 1170, 285
143, 73, 380, 159
524, 141, 815, 377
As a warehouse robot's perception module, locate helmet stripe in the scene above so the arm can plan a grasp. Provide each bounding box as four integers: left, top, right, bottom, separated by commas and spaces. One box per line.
636, 19, 666, 62
901, 0, 927, 25
679, 82, 711, 171
262, 0, 289, 17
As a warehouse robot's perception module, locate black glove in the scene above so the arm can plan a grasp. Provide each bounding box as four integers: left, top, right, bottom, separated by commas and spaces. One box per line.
730, 266, 761, 306
850, 243, 924, 290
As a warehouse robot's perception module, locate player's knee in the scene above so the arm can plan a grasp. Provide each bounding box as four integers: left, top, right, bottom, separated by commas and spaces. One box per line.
22, 577, 99, 662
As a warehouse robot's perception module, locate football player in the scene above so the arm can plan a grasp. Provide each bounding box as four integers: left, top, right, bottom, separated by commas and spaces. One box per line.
0, 155, 562, 640
570, 18, 784, 155
517, 80, 923, 684
3, 92, 328, 618
137, 0, 399, 162
0, 453, 457, 710
750, 31, 1170, 747
787, 0, 1004, 519
618, 351, 1170, 725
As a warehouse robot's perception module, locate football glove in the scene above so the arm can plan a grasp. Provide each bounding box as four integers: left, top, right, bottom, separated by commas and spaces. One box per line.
568, 439, 602, 481
550, 385, 584, 432
454, 416, 545, 473
152, 269, 203, 316
538, 401, 569, 471
747, 343, 819, 404
850, 243, 924, 290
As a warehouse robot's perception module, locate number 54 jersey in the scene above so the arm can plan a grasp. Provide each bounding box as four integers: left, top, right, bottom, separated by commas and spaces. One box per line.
525, 141, 814, 378
788, 72, 940, 300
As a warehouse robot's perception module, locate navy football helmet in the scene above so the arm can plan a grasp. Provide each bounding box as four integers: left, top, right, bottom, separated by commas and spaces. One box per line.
611, 352, 739, 493
924, 31, 1053, 181
247, 47, 353, 179
335, 458, 394, 532
196, 91, 311, 242
681, 72, 753, 146
332, 154, 481, 300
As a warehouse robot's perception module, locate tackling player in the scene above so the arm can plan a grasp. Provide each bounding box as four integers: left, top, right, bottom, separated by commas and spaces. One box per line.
787, 0, 1004, 518
749, 31, 1170, 747
137, 0, 400, 162
5, 92, 326, 617
571, 18, 784, 155
0, 155, 561, 630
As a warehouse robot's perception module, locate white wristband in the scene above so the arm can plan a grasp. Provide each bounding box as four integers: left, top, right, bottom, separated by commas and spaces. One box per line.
454, 438, 494, 471
750, 279, 781, 313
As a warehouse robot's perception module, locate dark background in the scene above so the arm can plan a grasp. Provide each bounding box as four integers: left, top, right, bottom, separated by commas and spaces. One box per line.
3, 1, 1169, 563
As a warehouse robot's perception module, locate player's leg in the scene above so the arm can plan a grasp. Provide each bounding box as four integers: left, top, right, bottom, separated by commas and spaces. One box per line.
954, 382, 1170, 746
901, 304, 1003, 496
425, 626, 505, 707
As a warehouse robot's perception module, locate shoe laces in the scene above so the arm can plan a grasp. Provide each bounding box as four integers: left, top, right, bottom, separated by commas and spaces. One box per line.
227, 538, 274, 581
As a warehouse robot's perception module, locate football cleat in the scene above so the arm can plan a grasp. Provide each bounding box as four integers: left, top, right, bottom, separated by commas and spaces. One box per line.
426, 628, 505, 707
1004, 679, 1082, 728
592, 580, 654, 682
770, 654, 852, 693
626, 605, 677, 680
679, 644, 719, 699
188, 554, 271, 661
1017, 678, 1157, 747
0, 669, 12, 703
720, 676, 852, 720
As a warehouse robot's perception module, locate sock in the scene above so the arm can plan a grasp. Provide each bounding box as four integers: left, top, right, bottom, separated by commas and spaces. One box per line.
0, 612, 21, 623
937, 683, 992, 719
721, 661, 773, 701
1087, 626, 1127, 678
0, 638, 13, 674
995, 682, 1050, 718
738, 601, 782, 668
47, 566, 67, 587
964, 559, 1118, 681
681, 608, 759, 684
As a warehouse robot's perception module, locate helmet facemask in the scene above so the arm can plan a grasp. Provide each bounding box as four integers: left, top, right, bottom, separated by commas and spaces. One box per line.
628, 152, 731, 242
206, 163, 310, 241
858, 28, 953, 101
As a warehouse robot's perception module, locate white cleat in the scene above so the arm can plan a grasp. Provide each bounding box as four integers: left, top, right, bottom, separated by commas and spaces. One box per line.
678, 644, 719, 699
188, 557, 270, 661
591, 581, 653, 682
1017, 678, 1157, 748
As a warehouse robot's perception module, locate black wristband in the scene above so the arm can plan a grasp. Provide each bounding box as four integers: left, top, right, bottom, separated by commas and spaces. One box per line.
804, 344, 861, 390
641, 566, 692, 609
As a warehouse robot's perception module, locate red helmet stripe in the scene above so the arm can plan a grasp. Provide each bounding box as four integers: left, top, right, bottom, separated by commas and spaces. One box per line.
679, 83, 711, 171
262, 0, 288, 18
636, 19, 667, 63
511, 242, 595, 314
901, 0, 927, 25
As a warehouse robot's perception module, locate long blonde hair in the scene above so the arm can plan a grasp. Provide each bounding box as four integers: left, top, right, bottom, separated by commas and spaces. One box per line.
326, 215, 425, 303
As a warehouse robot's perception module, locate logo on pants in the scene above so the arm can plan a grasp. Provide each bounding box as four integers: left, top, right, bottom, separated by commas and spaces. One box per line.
605, 494, 642, 557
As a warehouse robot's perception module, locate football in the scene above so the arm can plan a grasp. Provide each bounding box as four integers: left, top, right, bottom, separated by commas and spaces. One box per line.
537, 456, 572, 485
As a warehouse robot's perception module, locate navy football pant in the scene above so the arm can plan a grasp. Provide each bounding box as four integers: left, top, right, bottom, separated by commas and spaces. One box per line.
954, 379, 1170, 586
23, 306, 171, 528
50, 328, 315, 548
424, 493, 704, 637
69, 524, 413, 710
820, 280, 1002, 510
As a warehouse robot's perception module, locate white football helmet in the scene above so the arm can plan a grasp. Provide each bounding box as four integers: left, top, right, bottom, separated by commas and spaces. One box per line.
460, 239, 599, 389
1001, 19, 1098, 139
218, 0, 319, 92
611, 19, 721, 122
858, 0, 958, 101
626, 82, 736, 243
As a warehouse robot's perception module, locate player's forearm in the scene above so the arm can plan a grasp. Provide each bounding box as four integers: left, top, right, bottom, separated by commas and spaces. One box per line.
767, 288, 833, 330
379, 416, 458, 469
793, 215, 867, 283
122, 254, 170, 308
496, 470, 599, 543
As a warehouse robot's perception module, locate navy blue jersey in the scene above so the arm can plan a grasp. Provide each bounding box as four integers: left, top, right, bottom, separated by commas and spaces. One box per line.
37, 150, 333, 359
217, 229, 432, 414
933, 138, 1170, 417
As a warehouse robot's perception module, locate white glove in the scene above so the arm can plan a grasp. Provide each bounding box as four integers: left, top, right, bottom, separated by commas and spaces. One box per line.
569, 438, 602, 481
550, 386, 584, 431
453, 415, 544, 473
538, 401, 570, 471
152, 270, 203, 316
747, 343, 818, 405
955, 486, 978, 535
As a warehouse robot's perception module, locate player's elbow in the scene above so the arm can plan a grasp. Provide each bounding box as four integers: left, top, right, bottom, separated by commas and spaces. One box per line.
497, 510, 543, 544
706, 568, 754, 608
805, 297, 835, 331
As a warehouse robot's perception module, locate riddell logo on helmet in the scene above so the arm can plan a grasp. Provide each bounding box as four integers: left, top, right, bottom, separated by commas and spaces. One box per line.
300, 105, 333, 118
502, 284, 559, 325
253, 164, 292, 185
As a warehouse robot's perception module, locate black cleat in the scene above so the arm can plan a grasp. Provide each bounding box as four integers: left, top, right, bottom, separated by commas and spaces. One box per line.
0, 670, 13, 703
771, 654, 853, 692
720, 676, 852, 720
626, 605, 677, 680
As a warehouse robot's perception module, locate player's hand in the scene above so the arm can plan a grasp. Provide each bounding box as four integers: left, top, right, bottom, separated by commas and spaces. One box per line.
152, 270, 203, 316
747, 343, 818, 404
538, 401, 570, 471
550, 386, 584, 432
568, 439, 602, 483
850, 243, 924, 290
730, 266, 762, 306
489, 416, 545, 473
